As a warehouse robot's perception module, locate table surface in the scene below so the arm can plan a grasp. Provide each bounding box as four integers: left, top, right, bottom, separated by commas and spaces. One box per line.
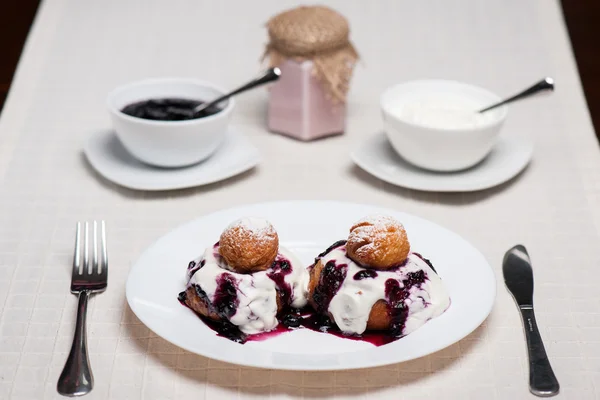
0, 0, 599, 399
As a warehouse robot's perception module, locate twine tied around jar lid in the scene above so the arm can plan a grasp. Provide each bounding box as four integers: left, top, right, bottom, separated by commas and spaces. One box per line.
262, 5, 359, 104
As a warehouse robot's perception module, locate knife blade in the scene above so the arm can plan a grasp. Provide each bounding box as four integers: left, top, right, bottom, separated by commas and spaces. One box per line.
503, 244, 560, 397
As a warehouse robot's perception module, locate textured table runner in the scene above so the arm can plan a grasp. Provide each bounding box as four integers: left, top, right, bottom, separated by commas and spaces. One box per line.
0, 0, 598, 399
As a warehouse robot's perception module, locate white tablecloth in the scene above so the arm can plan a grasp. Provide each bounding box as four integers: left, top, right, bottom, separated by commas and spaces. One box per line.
0, 0, 598, 399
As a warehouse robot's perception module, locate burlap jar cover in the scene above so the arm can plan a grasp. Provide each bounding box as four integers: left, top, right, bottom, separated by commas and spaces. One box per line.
263, 5, 359, 104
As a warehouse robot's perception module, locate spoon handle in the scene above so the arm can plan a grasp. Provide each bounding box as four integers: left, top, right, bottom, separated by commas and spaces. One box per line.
194, 67, 281, 114
479, 77, 554, 113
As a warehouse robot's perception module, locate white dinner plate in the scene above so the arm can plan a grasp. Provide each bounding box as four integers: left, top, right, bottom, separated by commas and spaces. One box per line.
126, 201, 496, 370
84, 129, 260, 191
351, 132, 533, 192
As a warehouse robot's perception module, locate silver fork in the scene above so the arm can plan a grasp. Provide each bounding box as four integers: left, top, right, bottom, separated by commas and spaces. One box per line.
57, 221, 108, 397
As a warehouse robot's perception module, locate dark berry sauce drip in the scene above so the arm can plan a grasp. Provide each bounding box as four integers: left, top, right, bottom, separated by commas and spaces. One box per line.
185, 284, 212, 313
278, 307, 313, 329
301, 312, 335, 333
178, 288, 247, 343
280, 311, 302, 329
267, 257, 293, 306
413, 252, 436, 273
315, 240, 347, 262
383, 271, 428, 337
178, 249, 438, 347
200, 315, 246, 343
385, 279, 409, 337
213, 273, 239, 318
312, 260, 348, 313
179, 299, 409, 347
405, 270, 427, 287
187, 261, 196, 271
278, 308, 403, 346
187, 259, 206, 279
354, 270, 378, 280
178, 288, 291, 344
120, 98, 222, 121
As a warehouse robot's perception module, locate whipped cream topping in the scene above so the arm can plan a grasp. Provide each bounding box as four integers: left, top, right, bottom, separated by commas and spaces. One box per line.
319, 245, 450, 336
187, 245, 309, 335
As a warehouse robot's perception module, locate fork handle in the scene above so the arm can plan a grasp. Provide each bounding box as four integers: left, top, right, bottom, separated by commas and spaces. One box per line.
57, 291, 94, 396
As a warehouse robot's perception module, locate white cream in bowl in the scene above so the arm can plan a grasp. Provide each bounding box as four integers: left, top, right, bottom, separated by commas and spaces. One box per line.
395, 94, 497, 129
381, 80, 507, 172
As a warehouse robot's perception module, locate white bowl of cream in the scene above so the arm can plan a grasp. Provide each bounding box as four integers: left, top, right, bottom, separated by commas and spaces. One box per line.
381, 80, 507, 172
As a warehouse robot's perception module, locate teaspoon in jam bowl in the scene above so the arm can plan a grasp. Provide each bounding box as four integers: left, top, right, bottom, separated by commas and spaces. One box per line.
193, 67, 281, 116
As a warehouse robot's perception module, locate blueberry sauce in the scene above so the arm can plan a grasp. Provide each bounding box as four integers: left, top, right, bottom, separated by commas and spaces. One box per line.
315, 240, 347, 262
385, 279, 409, 337
199, 315, 247, 343
120, 98, 222, 121
280, 311, 302, 328
178, 247, 437, 347
267, 258, 293, 306
404, 270, 427, 287
353, 270, 378, 280
278, 308, 403, 346
213, 273, 238, 318
179, 298, 408, 346
312, 260, 348, 313
300, 311, 401, 346
187, 259, 206, 278
244, 324, 292, 342
413, 252, 436, 273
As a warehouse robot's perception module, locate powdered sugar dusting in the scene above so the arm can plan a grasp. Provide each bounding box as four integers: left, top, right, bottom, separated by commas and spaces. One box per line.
353, 214, 404, 230
350, 214, 405, 242
348, 214, 407, 260
230, 217, 272, 231
226, 217, 276, 242
220, 217, 279, 265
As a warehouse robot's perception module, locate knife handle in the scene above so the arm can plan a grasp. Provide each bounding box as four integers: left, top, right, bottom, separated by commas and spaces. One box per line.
519, 307, 560, 397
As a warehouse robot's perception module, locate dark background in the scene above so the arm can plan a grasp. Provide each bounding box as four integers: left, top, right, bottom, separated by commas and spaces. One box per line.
1, 1, 599, 137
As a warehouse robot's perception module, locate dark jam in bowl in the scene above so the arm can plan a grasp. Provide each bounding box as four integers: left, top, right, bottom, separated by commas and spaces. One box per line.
120, 98, 222, 121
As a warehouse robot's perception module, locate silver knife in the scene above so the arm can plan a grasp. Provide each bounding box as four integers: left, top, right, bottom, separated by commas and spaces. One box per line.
503, 245, 560, 397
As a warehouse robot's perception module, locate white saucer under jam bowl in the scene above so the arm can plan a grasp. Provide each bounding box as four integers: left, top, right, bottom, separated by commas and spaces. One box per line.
107, 77, 234, 168
84, 128, 260, 191
381, 79, 508, 172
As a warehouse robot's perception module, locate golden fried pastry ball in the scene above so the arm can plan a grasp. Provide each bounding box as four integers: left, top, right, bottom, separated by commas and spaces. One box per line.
218, 217, 279, 273
346, 215, 410, 270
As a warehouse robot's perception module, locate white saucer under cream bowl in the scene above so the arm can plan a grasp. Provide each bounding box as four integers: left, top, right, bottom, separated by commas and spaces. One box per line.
351, 132, 533, 193
84, 128, 260, 191
381, 79, 507, 172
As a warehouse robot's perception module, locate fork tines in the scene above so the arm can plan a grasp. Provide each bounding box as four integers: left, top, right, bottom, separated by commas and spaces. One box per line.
72, 221, 108, 292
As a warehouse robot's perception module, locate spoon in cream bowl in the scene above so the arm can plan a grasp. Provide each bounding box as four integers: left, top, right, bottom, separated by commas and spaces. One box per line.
478, 77, 554, 113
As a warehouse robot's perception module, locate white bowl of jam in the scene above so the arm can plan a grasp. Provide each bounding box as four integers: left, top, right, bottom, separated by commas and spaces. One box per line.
381, 80, 507, 172
107, 78, 234, 168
